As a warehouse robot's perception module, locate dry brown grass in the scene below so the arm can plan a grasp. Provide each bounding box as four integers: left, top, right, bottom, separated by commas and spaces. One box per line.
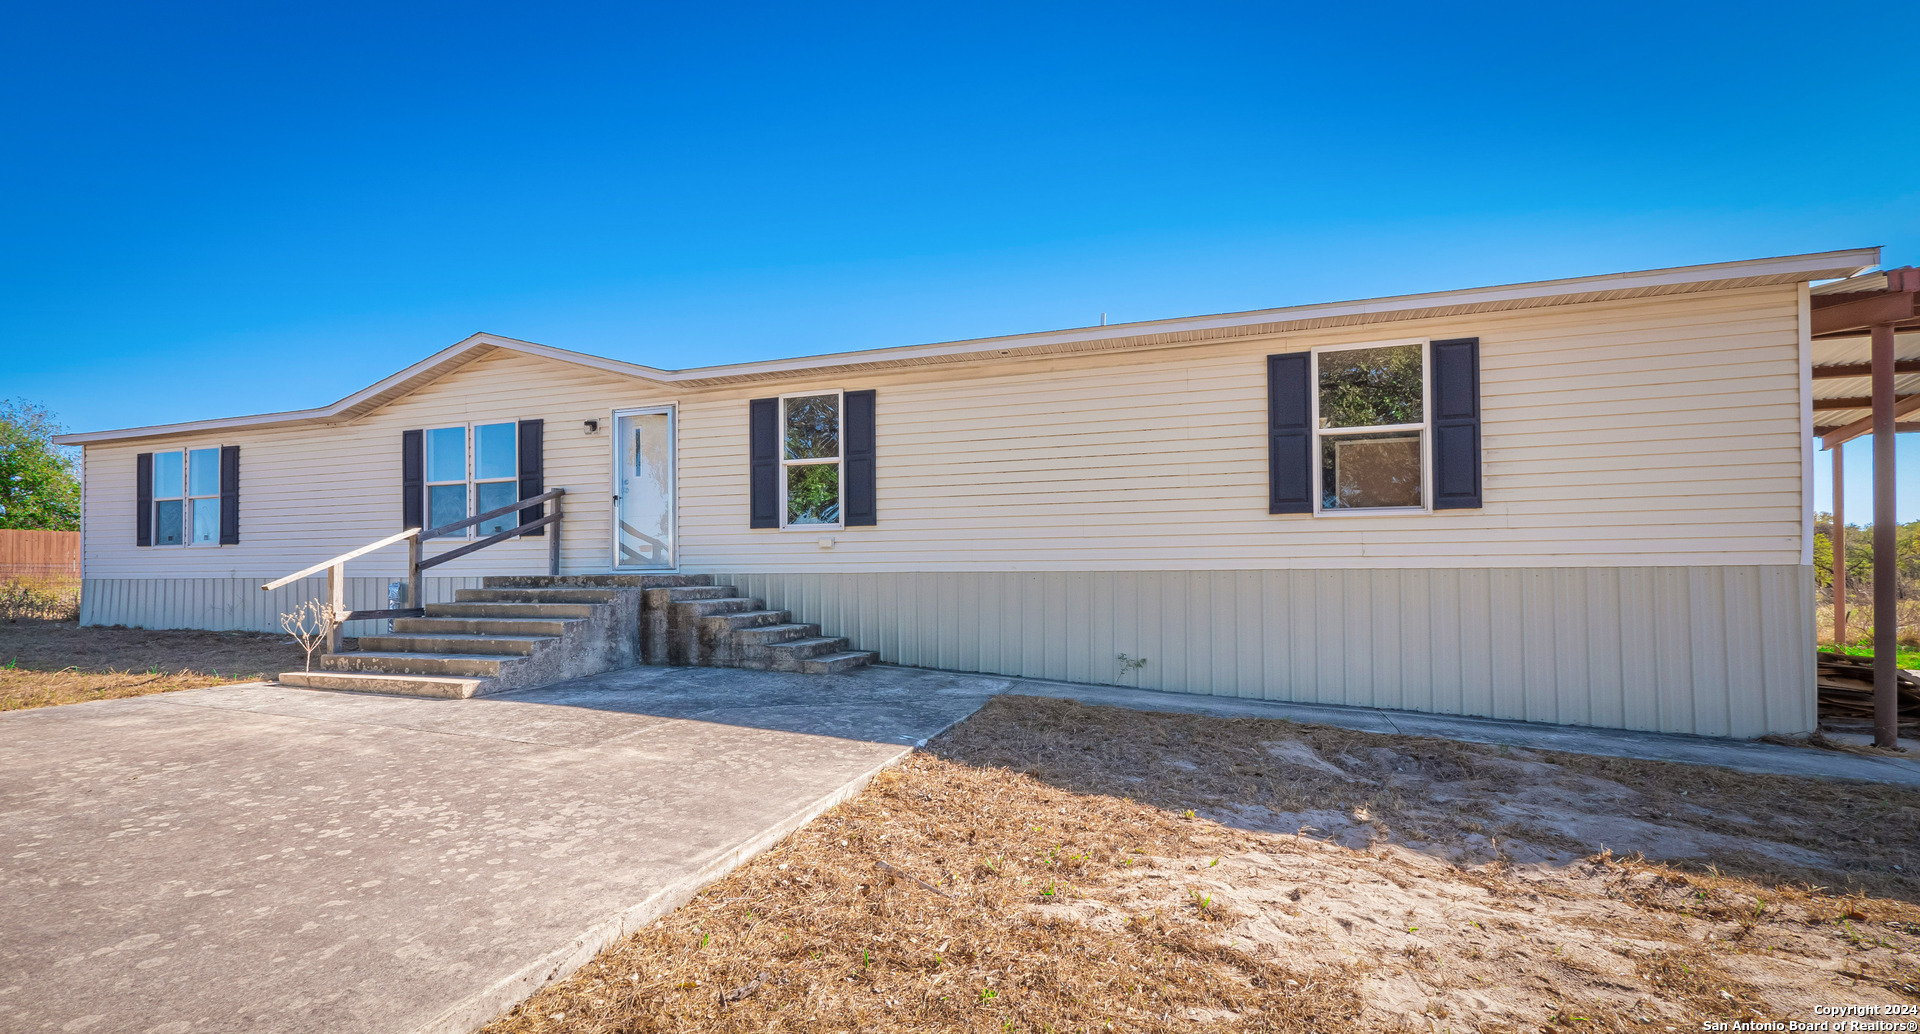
483, 697, 1920, 1033
0, 618, 306, 711
0, 575, 80, 621
484, 749, 1360, 1034
1816, 598, 1920, 652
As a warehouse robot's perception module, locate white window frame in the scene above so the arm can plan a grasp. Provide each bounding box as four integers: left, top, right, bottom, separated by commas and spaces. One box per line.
150, 447, 225, 547
185, 447, 222, 546
1310, 338, 1432, 516
778, 389, 844, 530
471, 422, 521, 537
424, 422, 520, 539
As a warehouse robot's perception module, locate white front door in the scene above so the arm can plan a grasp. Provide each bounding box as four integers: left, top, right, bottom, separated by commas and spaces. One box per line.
612, 407, 675, 570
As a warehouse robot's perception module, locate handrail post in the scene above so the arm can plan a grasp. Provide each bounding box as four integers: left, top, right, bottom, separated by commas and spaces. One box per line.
407, 533, 423, 614
326, 562, 346, 654
548, 491, 563, 577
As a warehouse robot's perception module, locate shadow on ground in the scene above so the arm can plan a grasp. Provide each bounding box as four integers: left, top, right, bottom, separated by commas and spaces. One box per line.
485, 663, 1012, 746
927, 694, 1920, 905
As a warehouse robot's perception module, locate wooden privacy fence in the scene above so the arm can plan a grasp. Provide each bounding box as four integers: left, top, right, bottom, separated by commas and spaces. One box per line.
0, 529, 80, 580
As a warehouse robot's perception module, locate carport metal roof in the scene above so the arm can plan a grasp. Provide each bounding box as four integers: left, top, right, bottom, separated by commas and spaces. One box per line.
1811, 267, 1920, 449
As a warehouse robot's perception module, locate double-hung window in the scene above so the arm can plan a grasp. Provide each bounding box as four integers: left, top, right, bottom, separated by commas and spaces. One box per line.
1314, 341, 1428, 512
780, 392, 841, 527
151, 448, 223, 545
425, 422, 519, 536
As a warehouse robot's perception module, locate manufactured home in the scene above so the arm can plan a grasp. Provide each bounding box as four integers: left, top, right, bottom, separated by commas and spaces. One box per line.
56, 247, 1917, 737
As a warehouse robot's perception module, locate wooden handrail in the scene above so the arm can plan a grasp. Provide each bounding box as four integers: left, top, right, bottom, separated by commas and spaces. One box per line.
418, 510, 560, 570
261, 528, 421, 592
422, 488, 564, 541
258, 487, 566, 655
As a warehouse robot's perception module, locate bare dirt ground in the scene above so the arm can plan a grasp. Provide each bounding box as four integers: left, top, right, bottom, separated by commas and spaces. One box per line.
485, 695, 1920, 1034
0, 618, 306, 711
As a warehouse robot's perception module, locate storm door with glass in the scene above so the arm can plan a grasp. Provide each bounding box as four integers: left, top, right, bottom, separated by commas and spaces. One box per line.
612, 407, 676, 569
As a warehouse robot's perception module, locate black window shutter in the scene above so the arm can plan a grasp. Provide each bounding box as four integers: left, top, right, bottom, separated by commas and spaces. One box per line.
402, 430, 424, 530
219, 445, 240, 544
516, 419, 545, 535
135, 452, 153, 547
1430, 337, 1483, 509
843, 389, 877, 526
749, 398, 779, 529
1267, 354, 1313, 514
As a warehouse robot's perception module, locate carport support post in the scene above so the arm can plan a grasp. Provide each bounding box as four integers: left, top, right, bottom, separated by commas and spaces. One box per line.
1832, 441, 1846, 646
1871, 321, 1898, 748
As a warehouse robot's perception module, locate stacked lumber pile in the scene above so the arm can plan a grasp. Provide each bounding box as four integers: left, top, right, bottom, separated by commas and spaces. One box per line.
1817, 651, 1920, 730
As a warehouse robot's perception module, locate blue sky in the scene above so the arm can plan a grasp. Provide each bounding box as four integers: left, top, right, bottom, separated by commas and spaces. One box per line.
3, 1, 1916, 518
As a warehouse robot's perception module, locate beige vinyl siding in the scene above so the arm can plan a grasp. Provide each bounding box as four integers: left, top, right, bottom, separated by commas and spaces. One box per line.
78, 282, 1805, 581
678, 283, 1806, 571
76, 355, 678, 581
726, 565, 1816, 739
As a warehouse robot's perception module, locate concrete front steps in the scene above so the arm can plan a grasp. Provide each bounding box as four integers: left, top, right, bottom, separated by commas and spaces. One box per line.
642, 581, 876, 675
278, 573, 874, 698
279, 575, 666, 698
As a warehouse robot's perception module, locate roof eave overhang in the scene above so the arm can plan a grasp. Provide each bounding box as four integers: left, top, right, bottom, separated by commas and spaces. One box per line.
53, 334, 679, 445
55, 247, 1880, 445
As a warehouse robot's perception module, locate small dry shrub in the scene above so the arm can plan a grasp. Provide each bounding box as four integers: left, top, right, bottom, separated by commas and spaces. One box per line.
0, 577, 79, 621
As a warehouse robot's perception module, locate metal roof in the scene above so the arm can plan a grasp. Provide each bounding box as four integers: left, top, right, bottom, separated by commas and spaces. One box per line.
1809, 267, 1920, 445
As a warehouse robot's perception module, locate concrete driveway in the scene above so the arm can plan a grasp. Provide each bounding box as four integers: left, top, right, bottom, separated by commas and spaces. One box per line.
0, 665, 1005, 1034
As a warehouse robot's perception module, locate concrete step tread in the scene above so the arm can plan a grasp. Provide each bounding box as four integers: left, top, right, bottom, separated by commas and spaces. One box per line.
661, 586, 736, 600
807, 651, 876, 664
282, 670, 481, 684
677, 597, 760, 610
332, 650, 524, 663
395, 618, 575, 632
798, 651, 877, 675
700, 609, 793, 631
280, 671, 485, 692
769, 636, 850, 651
487, 574, 711, 588
456, 588, 625, 602
426, 603, 597, 617
363, 633, 558, 643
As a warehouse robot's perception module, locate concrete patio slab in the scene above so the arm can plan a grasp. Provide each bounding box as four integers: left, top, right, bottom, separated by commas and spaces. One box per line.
0, 665, 1006, 1034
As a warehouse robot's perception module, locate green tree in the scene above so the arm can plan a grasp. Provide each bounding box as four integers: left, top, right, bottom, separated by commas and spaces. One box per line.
0, 399, 80, 530
1844, 526, 1874, 587
1813, 530, 1834, 588
1899, 520, 1920, 585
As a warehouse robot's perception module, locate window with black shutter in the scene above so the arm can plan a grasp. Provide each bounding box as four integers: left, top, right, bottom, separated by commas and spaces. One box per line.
1268, 338, 1482, 514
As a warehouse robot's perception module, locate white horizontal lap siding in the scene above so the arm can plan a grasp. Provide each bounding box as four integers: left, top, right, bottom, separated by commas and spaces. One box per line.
77, 350, 679, 581
678, 285, 1807, 571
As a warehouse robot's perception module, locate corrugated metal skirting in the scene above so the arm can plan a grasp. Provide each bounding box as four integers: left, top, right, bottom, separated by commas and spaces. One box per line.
720, 566, 1815, 739
79, 565, 1816, 738
80, 577, 488, 638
